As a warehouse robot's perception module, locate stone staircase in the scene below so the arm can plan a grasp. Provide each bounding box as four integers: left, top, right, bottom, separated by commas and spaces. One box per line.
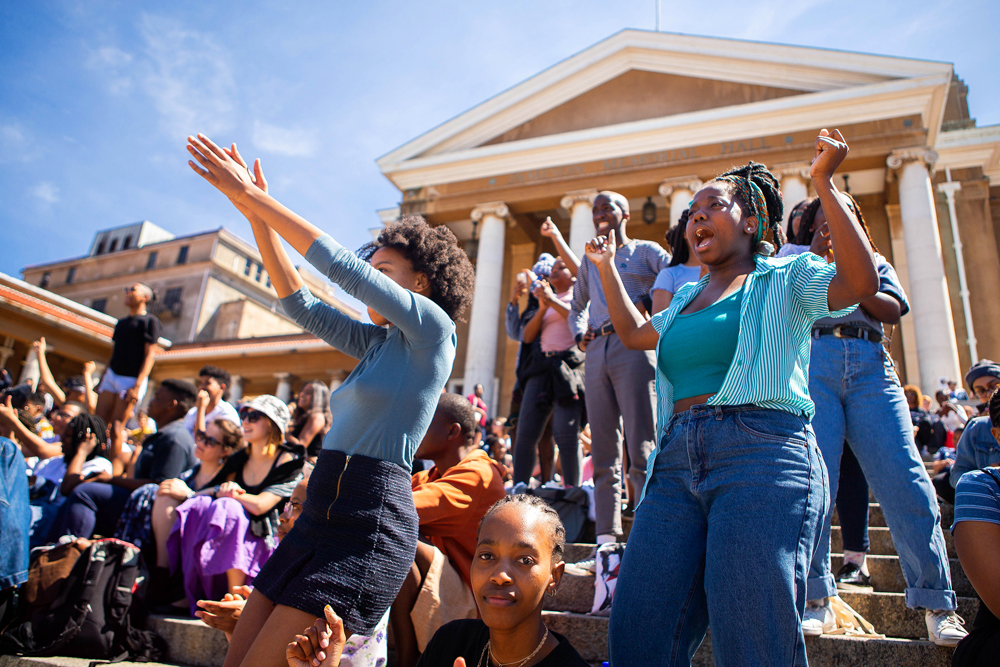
4, 468, 973, 667
538, 463, 974, 666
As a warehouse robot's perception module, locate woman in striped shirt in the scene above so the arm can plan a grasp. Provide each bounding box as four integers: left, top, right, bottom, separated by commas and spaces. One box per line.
586, 129, 878, 666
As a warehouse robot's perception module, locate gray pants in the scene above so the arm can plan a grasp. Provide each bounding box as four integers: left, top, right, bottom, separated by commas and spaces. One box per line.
512, 374, 583, 487
585, 332, 657, 537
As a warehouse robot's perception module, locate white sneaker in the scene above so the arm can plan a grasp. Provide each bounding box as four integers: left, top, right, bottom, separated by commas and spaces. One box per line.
564, 558, 596, 576
802, 598, 836, 636
926, 610, 967, 647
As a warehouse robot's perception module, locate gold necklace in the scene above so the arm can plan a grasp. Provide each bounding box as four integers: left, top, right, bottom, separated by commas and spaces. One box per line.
483, 627, 549, 667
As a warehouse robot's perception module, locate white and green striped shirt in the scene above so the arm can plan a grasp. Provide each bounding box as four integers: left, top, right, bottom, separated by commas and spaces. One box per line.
649, 252, 855, 442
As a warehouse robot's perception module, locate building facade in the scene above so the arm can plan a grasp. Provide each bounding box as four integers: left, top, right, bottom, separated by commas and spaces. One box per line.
21, 221, 360, 345
377, 30, 1000, 415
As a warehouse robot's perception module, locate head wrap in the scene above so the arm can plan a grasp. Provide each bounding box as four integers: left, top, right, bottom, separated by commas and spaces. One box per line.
965, 359, 1000, 389
532, 253, 556, 278
717, 173, 769, 243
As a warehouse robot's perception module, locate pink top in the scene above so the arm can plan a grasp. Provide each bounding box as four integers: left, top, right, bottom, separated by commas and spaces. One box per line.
540, 289, 577, 353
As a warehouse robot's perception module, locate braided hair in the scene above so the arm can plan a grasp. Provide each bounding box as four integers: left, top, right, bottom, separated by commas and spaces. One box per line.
712, 161, 784, 256
479, 494, 566, 563
791, 192, 878, 254
62, 413, 109, 462
665, 209, 691, 268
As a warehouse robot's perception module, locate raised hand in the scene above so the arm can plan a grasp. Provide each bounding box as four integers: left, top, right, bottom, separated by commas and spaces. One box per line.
809, 221, 832, 258
532, 280, 556, 306
540, 216, 561, 240
196, 390, 211, 411
33, 337, 47, 356
187, 134, 258, 202
285, 605, 346, 667
584, 230, 617, 268
810, 129, 849, 181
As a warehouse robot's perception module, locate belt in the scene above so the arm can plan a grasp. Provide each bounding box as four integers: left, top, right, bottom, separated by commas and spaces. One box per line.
812, 324, 882, 343
543, 350, 563, 357
592, 322, 615, 337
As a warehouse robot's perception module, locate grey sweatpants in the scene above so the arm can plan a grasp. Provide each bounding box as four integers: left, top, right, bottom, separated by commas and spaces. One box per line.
584, 332, 657, 537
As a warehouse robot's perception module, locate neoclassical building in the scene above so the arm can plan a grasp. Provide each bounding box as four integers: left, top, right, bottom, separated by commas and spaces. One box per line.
377, 30, 1000, 416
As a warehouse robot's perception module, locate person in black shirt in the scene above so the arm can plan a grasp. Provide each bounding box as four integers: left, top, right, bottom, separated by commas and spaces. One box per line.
95, 283, 162, 425
50, 379, 197, 540
285, 494, 589, 667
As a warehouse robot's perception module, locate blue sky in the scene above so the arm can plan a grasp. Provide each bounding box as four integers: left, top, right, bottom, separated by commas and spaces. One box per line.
2, 0, 997, 311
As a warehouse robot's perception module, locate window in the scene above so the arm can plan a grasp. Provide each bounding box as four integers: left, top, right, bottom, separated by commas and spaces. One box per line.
265, 275, 272, 289
66, 267, 76, 284
177, 246, 189, 265
244, 258, 253, 277
109, 238, 118, 252
146, 251, 157, 271
40, 272, 51, 289
255, 263, 263, 281
96, 240, 106, 255
123, 235, 133, 250
164, 287, 183, 310
90, 298, 107, 313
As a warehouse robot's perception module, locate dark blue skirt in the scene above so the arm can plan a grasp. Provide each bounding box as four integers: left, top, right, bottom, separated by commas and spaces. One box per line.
253, 449, 418, 635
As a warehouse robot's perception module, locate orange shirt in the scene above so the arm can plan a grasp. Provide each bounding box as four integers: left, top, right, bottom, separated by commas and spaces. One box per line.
411, 449, 506, 586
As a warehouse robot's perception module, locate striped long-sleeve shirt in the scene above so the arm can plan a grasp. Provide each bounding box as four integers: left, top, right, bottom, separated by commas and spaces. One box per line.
952, 468, 1000, 532
569, 240, 670, 338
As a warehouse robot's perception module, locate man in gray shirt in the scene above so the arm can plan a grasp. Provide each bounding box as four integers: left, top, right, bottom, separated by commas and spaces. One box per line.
570, 191, 669, 542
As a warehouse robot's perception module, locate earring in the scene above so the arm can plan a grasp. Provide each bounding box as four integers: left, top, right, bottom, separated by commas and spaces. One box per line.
547, 588, 556, 597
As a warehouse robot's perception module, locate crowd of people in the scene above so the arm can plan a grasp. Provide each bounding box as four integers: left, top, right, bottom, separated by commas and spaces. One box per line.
2, 126, 1000, 667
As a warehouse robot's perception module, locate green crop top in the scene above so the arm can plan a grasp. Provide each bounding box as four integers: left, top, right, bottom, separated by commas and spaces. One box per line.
657, 287, 742, 401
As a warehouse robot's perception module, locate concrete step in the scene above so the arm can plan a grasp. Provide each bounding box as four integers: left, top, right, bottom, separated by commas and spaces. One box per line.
830, 554, 973, 597
838, 592, 978, 640
541, 611, 956, 666
831, 526, 956, 558
146, 616, 228, 667
0, 659, 192, 667
832, 502, 954, 529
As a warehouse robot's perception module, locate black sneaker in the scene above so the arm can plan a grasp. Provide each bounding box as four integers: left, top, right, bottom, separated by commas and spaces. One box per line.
835, 562, 873, 592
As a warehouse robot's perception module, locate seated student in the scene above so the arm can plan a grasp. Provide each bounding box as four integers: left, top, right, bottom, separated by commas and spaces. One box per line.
167, 395, 303, 615
951, 391, 1000, 665
0, 385, 63, 464
29, 413, 112, 547
184, 365, 241, 437
116, 417, 242, 564
485, 434, 513, 487
285, 381, 331, 460
286, 495, 588, 667
391, 393, 507, 667
50, 379, 198, 541
952, 363, 1000, 489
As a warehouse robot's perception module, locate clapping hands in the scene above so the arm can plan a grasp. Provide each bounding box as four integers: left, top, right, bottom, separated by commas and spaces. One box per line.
585, 230, 617, 267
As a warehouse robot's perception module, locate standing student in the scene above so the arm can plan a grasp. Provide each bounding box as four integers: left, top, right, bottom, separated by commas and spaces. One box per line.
186, 134, 475, 667
787, 193, 965, 645
590, 130, 879, 665
95, 283, 161, 425
651, 209, 704, 315
568, 191, 669, 542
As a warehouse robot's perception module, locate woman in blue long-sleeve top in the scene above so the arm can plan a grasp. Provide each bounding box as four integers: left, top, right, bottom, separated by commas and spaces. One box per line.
186, 135, 475, 667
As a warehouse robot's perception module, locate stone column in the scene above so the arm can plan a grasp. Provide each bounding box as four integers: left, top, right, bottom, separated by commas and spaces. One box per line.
885, 204, 921, 387
274, 373, 293, 404
773, 164, 812, 231
228, 375, 244, 403
560, 189, 598, 261
658, 177, 703, 229
0, 336, 15, 372
887, 149, 962, 396
464, 202, 508, 409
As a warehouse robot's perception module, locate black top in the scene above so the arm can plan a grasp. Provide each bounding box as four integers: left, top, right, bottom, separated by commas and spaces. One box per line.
134, 419, 196, 482
416, 620, 589, 667
221, 445, 304, 540
291, 418, 326, 458
109, 314, 162, 376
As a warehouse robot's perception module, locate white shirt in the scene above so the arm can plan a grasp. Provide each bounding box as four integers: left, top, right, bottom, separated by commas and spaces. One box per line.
183, 400, 241, 436
33, 455, 113, 485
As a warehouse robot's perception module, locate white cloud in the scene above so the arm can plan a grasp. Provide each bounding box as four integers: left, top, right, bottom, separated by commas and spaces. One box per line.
138, 14, 237, 139
31, 182, 59, 204
86, 46, 134, 94
251, 121, 318, 157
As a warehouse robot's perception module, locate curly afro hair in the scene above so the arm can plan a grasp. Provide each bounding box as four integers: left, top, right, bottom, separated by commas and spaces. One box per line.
357, 215, 476, 321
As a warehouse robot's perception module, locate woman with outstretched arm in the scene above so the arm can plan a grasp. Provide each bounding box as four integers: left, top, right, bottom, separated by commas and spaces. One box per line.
186, 134, 476, 667
585, 129, 878, 666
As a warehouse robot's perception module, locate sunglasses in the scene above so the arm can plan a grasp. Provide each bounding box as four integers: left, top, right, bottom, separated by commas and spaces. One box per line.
195, 429, 222, 448
240, 409, 266, 424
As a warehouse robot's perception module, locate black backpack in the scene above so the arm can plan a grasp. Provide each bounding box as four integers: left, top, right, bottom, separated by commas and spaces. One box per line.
0, 538, 166, 662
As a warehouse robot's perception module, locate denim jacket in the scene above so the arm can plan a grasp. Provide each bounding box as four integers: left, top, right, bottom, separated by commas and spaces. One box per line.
950, 416, 1000, 488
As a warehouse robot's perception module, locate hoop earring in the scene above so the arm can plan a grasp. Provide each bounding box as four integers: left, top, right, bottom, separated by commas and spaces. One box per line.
547, 588, 556, 597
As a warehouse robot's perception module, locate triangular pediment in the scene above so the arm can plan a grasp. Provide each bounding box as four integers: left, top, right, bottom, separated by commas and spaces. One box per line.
481, 70, 805, 146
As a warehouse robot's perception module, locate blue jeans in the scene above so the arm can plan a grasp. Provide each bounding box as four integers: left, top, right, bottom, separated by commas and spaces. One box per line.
807, 335, 955, 610
836, 443, 869, 553
1, 437, 30, 589
609, 405, 826, 667
50, 481, 132, 541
